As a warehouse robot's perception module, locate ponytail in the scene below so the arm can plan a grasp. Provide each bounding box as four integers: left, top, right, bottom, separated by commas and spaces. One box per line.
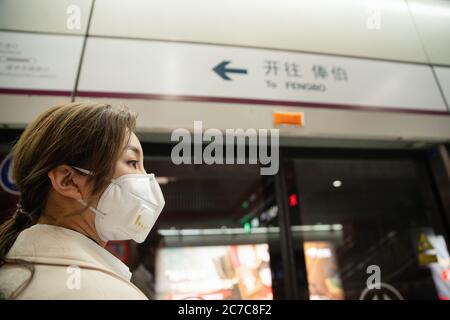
0, 203, 37, 299
0, 204, 36, 260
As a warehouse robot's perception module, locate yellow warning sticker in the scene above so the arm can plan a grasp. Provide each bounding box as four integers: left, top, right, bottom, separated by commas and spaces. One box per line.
418, 253, 438, 266
417, 233, 434, 252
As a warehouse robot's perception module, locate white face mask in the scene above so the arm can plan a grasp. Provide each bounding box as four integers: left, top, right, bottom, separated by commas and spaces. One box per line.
73, 167, 165, 243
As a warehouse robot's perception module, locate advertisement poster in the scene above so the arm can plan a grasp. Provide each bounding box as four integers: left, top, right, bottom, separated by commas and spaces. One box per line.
304, 241, 344, 300
155, 244, 273, 300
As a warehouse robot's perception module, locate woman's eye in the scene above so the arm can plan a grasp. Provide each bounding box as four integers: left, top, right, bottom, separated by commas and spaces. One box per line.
127, 160, 138, 169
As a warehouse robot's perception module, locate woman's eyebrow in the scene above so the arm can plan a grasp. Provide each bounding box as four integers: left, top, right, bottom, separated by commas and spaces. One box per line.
126, 145, 141, 156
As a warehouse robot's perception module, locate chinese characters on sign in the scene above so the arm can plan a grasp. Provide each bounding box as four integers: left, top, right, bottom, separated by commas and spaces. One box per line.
263, 60, 348, 93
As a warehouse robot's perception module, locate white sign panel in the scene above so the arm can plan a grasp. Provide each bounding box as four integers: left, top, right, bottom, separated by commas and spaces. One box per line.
0, 31, 84, 91
78, 37, 447, 113
434, 67, 450, 107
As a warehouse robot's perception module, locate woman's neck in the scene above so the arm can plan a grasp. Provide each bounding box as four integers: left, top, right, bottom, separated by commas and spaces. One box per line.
38, 205, 106, 248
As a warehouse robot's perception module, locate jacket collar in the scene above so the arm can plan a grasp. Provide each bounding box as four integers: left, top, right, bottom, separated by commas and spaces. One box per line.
7, 224, 132, 281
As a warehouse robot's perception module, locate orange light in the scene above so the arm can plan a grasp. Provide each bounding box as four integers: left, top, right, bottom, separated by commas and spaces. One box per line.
273, 112, 304, 127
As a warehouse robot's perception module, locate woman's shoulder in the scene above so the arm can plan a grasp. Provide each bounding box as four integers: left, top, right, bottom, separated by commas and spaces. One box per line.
0, 262, 147, 300
1, 224, 147, 299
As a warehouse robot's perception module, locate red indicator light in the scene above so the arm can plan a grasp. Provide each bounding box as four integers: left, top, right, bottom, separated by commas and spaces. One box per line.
289, 194, 298, 207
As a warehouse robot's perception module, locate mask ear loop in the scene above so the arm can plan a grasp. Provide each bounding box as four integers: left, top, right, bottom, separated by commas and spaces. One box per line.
72, 166, 94, 176
71, 166, 107, 217
77, 199, 107, 217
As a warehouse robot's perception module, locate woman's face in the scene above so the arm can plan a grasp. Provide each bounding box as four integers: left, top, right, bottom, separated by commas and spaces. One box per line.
42, 132, 148, 245
113, 132, 146, 178
82, 132, 146, 209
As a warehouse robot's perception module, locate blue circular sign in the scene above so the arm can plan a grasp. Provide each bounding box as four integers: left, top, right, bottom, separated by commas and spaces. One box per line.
0, 152, 20, 195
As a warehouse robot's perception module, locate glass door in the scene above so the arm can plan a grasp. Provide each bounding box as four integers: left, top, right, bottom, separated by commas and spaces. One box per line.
282, 148, 450, 300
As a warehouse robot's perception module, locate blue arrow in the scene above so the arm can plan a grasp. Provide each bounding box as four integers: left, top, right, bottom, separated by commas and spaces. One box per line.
213, 61, 247, 81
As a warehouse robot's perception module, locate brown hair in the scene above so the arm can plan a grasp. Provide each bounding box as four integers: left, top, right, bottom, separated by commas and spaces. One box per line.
0, 102, 137, 299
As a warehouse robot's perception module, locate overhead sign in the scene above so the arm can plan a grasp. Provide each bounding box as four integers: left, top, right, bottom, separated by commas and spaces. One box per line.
0, 31, 83, 93
78, 37, 448, 114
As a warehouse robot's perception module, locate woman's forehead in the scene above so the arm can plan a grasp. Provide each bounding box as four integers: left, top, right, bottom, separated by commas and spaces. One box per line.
125, 132, 143, 154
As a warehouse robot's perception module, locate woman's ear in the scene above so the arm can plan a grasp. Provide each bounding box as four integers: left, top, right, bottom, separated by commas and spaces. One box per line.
47, 165, 86, 201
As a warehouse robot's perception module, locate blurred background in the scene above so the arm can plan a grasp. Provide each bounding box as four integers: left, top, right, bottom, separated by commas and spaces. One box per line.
1, 0, 450, 300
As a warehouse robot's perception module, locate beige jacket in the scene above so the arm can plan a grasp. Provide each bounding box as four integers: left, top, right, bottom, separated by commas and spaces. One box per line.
0, 224, 147, 300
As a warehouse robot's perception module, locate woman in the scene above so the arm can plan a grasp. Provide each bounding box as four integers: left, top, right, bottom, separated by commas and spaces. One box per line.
0, 102, 165, 299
